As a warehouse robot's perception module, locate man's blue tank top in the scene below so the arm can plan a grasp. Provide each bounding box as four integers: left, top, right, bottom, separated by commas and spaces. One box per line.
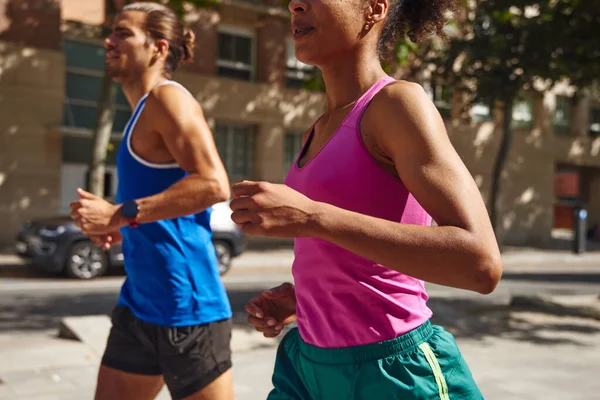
115, 80, 232, 327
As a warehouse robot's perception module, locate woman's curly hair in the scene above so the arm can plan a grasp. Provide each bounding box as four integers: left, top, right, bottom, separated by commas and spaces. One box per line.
378, 0, 457, 60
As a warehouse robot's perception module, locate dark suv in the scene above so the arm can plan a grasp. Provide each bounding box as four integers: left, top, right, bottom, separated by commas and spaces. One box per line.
15, 201, 245, 279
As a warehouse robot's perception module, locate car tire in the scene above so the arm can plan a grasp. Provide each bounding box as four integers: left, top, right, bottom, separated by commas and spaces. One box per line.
64, 240, 109, 279
213, 240, 233, 276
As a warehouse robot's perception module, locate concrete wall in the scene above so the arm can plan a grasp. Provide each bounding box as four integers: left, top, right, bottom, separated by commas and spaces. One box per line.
446, 114, 555, 247
62, 0, 104, 25
0, 41, 65, 245
587, 173, 600, 233
256, 17, 287, 84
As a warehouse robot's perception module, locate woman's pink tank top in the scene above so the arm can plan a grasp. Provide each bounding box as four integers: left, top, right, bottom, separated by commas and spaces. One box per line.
284, 76, 433, 348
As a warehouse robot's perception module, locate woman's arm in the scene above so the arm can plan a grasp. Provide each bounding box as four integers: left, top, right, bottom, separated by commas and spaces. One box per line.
230, 81, 501, 294
309, 81, 502, 294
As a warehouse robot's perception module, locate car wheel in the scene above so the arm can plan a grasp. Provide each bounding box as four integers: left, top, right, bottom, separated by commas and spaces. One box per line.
213, 240, 233, 276
64, 240, 108, 279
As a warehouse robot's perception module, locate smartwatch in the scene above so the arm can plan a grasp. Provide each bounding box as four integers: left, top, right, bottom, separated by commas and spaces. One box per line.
120, 200, 140, 228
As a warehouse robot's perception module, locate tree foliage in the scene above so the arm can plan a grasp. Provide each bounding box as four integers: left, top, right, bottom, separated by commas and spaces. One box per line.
428, 0, 600, 237
439, 0, 600, 105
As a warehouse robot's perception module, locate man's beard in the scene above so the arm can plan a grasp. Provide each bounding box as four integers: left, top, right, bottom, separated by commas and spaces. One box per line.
105, 64, 122, 80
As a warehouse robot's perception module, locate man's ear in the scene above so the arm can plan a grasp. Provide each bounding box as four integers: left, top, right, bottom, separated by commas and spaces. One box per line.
153, 38, 170, 62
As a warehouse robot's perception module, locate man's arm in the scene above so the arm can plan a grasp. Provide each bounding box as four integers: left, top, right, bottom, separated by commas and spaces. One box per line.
127, 85, 230, 224
70, 85, 230, 235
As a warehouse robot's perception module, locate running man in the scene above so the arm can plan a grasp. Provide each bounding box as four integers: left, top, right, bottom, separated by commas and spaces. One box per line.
70, 3, 234, 399
231, 0, 501, 398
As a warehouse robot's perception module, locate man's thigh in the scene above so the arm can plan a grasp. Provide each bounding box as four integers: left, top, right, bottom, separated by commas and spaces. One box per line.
159, 318, 234, 400
95, 365, 165, 400
96, 306, 165, 400
181, 369, 233, 400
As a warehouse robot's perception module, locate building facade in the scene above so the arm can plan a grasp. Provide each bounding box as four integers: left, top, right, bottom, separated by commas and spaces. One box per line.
1, 0, 599, 248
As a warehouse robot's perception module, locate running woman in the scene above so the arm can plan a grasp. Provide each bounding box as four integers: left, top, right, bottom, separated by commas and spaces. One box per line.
230, 0, 501, 398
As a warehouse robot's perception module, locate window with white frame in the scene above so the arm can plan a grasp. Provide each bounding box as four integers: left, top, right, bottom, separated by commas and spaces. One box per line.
214, 123, 256, 181
427, 81, 451, 119
553, 95, 571, 134
470, 103, 492, 122
589, 107, 600, 137
511, 95, 533, 128
62, 40, 131, 132
217, 26, 254, 81
60, 163, 118, 213
286, 38, 315, 88
283, 131, 304, 176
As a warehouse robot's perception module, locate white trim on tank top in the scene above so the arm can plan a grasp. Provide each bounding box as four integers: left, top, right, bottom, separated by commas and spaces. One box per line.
125, 80, 192, 169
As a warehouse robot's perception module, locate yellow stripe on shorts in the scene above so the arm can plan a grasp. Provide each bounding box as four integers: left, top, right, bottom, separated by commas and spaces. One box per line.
419, 342, 450, 400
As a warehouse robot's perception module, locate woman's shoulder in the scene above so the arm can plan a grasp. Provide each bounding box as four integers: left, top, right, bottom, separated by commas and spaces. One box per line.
365, 79, 439, 130
361, 78, 448, 154
375, 79, 430, 106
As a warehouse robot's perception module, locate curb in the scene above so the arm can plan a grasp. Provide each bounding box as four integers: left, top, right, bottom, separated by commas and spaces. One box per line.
58, 315, 281, 355
509, 294, 600, 320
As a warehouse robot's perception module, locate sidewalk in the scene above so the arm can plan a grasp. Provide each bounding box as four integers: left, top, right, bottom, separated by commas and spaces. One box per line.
2, 304, 600, 399
1, 247, 600, 399
0, 323, 282, 400
500, 246, 600, 271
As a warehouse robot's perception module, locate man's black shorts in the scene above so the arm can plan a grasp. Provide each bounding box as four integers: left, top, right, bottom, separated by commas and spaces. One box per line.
101, 306, 232, 399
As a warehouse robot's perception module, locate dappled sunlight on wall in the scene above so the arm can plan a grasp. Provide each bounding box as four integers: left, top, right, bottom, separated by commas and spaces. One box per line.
445, 105, 559, 247
518, 187, 535, 204
498, 126, 555, 246
524, 127, 544, 149
569, 139, 586, 158
0, 1, 64, 245
446, 121, 503, 207
555, 135, 600, 167
176, 72, 325, 130
0, 44, 36, 79
0, 0, 61, 50
516, 187, 547, 231
279, 91, 322, 127
591, 138, 600, 157
262, 125, 282, 149
473, 123, 495, 160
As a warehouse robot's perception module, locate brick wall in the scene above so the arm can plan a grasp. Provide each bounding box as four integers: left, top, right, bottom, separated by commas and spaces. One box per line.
182, 8, 219, 76
0, 0, 61, 50
256, 16, 286, 84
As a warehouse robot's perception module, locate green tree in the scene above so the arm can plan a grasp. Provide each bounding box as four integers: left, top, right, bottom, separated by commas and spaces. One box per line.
435, 0, 600, 238
88, 0, 218, 197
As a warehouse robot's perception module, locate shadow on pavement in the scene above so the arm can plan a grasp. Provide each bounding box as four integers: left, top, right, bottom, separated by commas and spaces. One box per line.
501, 272, 600, 284
0, 263, 126, 279
0, 263, 59, 279
0, 287, 265, 333
1, 286, 598, 348
429, 298, 600, 347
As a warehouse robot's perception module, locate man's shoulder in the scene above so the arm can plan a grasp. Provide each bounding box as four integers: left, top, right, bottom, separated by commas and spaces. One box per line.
144, 82, 201, 120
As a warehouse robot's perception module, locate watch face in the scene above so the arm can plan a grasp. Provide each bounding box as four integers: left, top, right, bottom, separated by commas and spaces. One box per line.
121, 201, 139, 219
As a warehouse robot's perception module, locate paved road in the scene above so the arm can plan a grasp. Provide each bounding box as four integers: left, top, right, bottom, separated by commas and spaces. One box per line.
1, 250, 600, 399
1, 250, 599, 333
